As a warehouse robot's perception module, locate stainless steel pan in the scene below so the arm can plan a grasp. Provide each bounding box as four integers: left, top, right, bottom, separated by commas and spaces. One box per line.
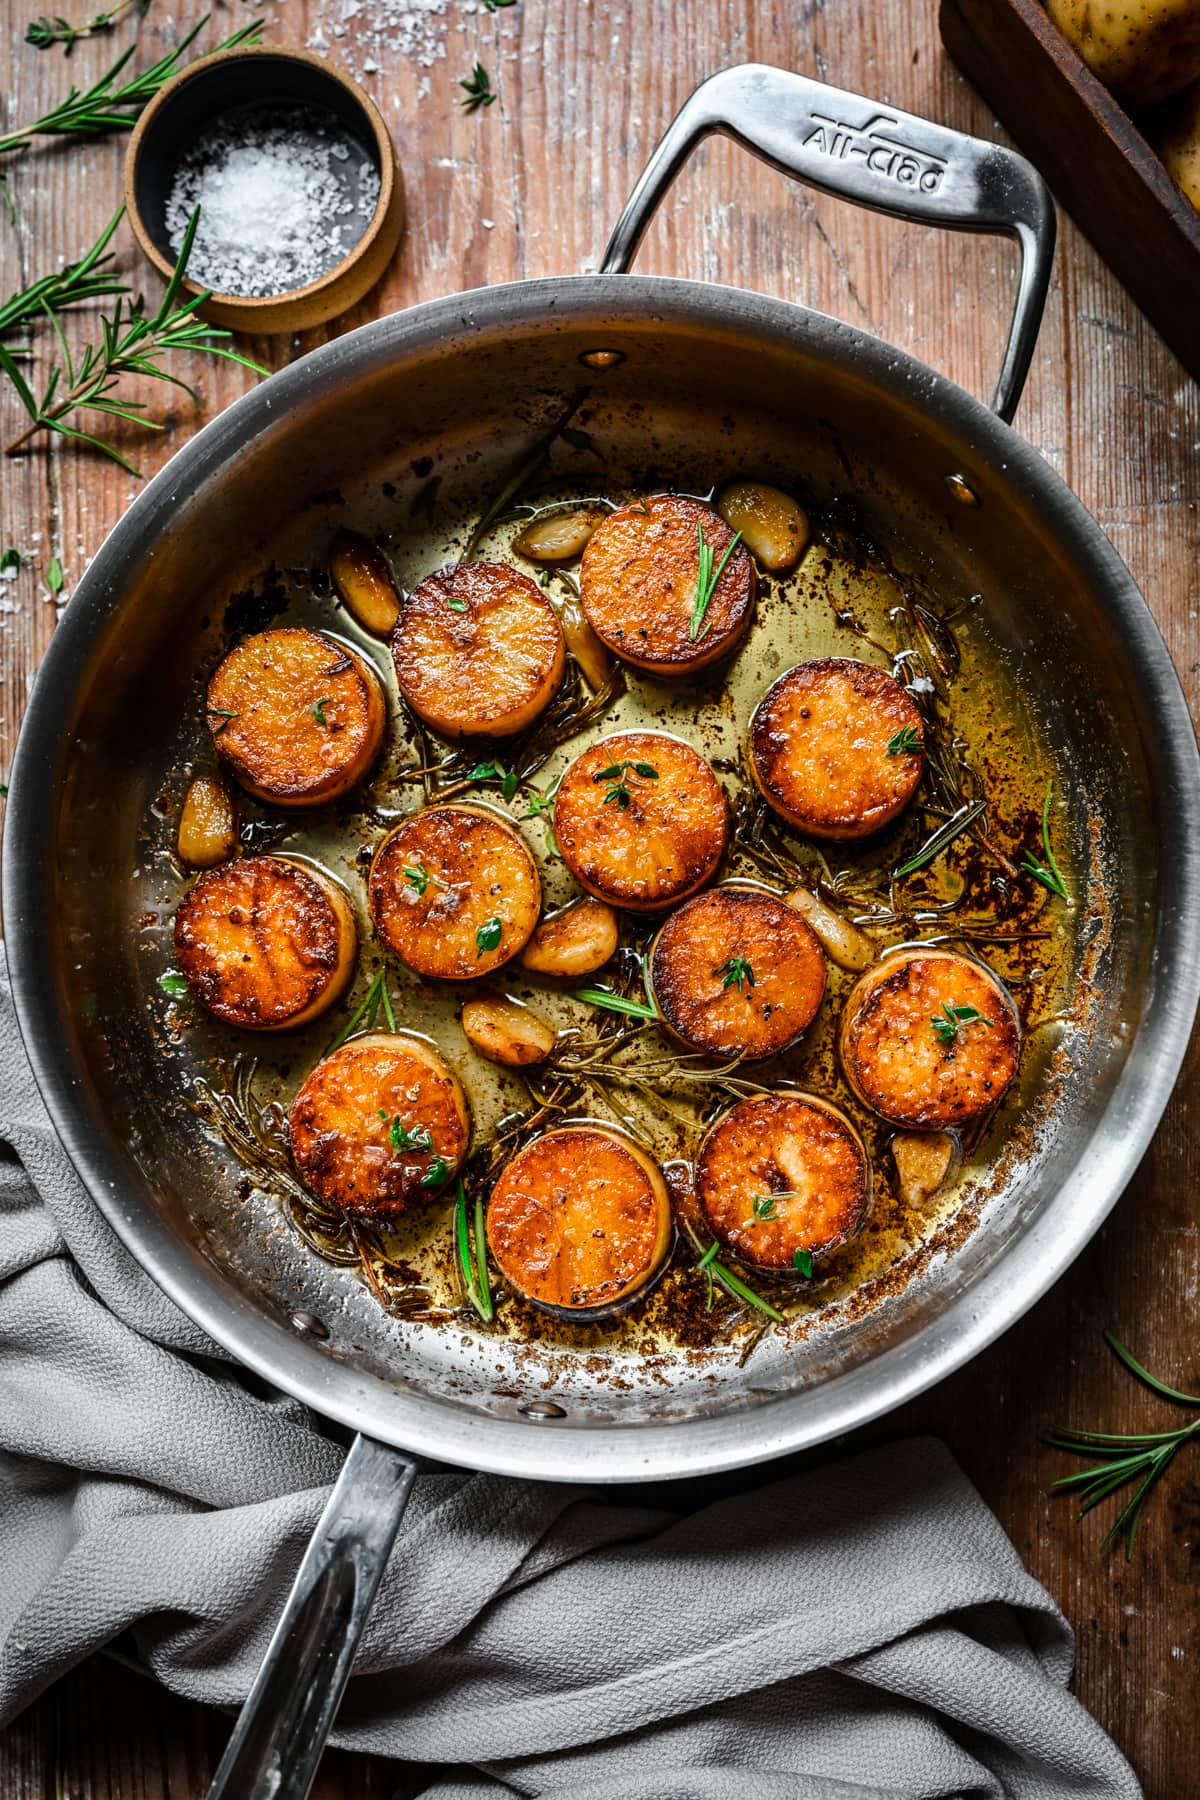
6, 67, 1199, 1800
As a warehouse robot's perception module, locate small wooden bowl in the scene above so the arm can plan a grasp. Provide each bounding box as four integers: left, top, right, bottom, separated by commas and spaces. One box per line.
124, 46, 404, 335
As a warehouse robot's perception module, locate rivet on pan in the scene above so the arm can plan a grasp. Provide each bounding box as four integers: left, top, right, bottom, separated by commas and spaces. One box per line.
944, 473, 980, 507
518, 1399, 567, 1420
578, 349, 624, 370
290, 1310, 330, 1339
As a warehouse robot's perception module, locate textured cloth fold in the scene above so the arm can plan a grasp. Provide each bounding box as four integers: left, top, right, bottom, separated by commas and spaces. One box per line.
0, 955, 1139, 1797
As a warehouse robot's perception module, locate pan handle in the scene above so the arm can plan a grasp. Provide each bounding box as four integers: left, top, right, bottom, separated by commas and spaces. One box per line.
206, 1433, 418, 1800
600, 63, 1055, 423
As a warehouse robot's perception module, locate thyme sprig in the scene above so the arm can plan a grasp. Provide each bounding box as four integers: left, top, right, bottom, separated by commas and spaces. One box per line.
1047, 1333, 1200, 1559
689, 521, 743, 641
458, 61, 496, 113
2, 208, 268, 472
324, 970, 396, 1057
593, 757, 656, 809
0, 16, 262, 155
931, 1001, 993, 1045
1021, 780, 1070, 901
695, 1241, 783, 1322
455, 1178, 494, 1321
468, 758, 519, 801
27, 0, 150, 53
716, 955, 754, 994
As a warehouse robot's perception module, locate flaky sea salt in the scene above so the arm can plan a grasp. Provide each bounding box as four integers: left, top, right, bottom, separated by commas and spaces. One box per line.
164, 104, 382, 298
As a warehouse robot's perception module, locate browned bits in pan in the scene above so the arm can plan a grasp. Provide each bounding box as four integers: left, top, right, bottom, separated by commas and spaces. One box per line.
207, 627, 386, 807
749, 656, 925, 839
391, 559, 565, 739
839, 947, 1021, 1129
289, 1031, 469, 1219
369, 804, 541, 980
486, 1125, 672, 1312
650, 884, 826, 1060
696, 1092, 871, 1272
580, 494, 755, 675
553, 729, 728, 912
174, 855, 357, 1030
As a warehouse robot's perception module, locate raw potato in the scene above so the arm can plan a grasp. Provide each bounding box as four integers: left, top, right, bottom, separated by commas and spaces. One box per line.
784, 885, 877, 973
330, 531, 402, 636
749, 657, 925, 839
717, 481, 809, 573
695, 1092, 870, 1272
1046, 0, 1200, 104
369, 804, 541, 979
650, 884, 826, 1060
513, 507, 606, 563
289, 1031, 470, 1218
559, 595, 616, 690
177, 775, 237, 869
840, 947, 1021, 1129
392, 560, 565, 739
1156, 81, 1200, 208
486, 1125, 672, 1312
174, 855, 357, 1030
462, 994, 556, 1067
892, 1130, 959, 1210
580, 494, 756, 676
553, 729, 729, 912
519, 897, 619, 978
207, 627, 386, 807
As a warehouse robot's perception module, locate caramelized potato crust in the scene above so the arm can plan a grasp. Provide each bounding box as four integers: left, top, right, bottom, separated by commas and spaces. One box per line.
392, 560, 565, 739
840, 948, 1020, 1128
553, 730, 728, 912
369, 805, 541, 979
487, 1126, 671, 1311
749, 657, 924, 839
207, 627, 385, 807
696, 1092, 870, 1271
174, 855, 356, 1030
289, 1031, 469, 1218
650, 885, 826, 1060
580, 494, 755, 674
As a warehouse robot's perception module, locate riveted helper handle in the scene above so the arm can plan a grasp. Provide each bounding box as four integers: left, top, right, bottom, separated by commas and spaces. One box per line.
206, 1434, 418, 1800
601, 63, 1056, 423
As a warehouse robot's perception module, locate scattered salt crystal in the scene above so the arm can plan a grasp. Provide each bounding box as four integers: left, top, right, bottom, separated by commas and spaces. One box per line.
481, 218, 495, 230
164, 104, 382, 298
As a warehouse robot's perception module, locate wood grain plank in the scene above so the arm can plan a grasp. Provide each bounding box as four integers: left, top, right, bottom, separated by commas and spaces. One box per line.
0, 0, 1197, 1793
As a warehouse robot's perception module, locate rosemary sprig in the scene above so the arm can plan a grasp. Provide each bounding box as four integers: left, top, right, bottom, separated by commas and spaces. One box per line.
0, 17, 262, 155
0, 205, 126, 346
324, 970, 396, 1057
892, 796, 988, 880
458, 61, 496, 113
455, 1178, 494, 1321
1021, 779, 1070, 901
2, 208, 269, 473
695, 1242, 783, 1322
573, 986, 658, 1021
931, 1001, 992, 1045
463, 390, 586, 556
886, 725, 923, 755
27, 0, 150, 54
1047, 1332, 1200, 1559
689, 521, 742, 641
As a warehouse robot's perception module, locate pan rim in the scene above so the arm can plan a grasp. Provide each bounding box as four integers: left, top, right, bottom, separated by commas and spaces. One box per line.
6, 273, 1199, 1483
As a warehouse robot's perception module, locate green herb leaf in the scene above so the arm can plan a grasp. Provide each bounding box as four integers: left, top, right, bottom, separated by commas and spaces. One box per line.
403, 862, 429, 896
1020, 779, 1070, 901
931, 1001, 994, 1045
157, 969, 187, 997
459, 60, 496, 112
482, 0, 516, 10
26, 0, 153, 54
455, 1177, 495, 1321
324, 970, 395, 1057
388, 1115, 435, 1154
892, 796, 988, 879
716, 955, 754, 994
694, 1241, 783, 1322
593, 758, 656, 809
46, 555, 64, 594
421, 1155, 451, 1189
311, 696, 330, 726
573, 986, 657, 1020
886, 725, 923, 755
0, 547, 20, 572
206, 706, 238, 736
468, 758, 519, 802
752, 1194, 776, 1219
445, 593, 468, 612
793, 1248, 814, 1278
476, 916, 503, 956
688, 521, 742, 642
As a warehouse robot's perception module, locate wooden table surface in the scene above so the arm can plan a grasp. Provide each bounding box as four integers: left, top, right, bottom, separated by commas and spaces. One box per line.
1, 0, 1197, 1793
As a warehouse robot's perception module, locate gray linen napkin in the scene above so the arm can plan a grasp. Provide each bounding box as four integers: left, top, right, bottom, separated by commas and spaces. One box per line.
0, 953, 1140, 1799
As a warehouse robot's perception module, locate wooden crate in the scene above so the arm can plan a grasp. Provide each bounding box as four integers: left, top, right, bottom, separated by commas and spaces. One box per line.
939, 0, 1200, 382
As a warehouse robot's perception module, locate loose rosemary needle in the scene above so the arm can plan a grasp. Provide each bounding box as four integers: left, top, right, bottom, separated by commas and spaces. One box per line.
0, 205, 127, 346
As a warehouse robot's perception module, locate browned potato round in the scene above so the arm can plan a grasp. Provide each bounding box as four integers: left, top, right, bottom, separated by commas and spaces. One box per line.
553, 730, 728, 912
696, 1092, 870, 1272
173, 856, 356, 1030
369, 805, 540, 979
461, 994, 556, 1067
839, 948, 1020, 1129
650, 885, 826, 1060
518, 897, 620, 978
289, 1031, 469, 1219
486, 1125, 671, 1313
391, 560, 565, 739
580, 494, 755, 675
207, 628, 386, 807
749, 657, 925, 840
